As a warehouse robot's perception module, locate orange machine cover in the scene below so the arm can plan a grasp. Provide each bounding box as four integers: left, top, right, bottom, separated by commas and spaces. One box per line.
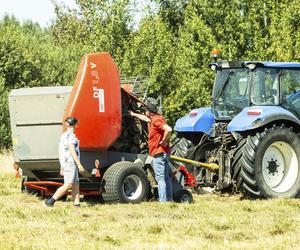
64, 52, 121, 150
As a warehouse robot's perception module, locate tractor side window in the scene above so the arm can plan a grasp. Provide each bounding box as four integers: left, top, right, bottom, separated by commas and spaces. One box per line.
250, 69, 279, 105
281, 70, 300, 117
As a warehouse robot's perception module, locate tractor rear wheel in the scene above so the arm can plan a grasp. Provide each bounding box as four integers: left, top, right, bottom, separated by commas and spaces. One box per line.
102, 161, 149, 203
235, 126, 300, 198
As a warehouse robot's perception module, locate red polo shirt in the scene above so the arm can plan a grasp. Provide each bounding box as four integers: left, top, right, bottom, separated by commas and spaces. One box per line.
148, 114, 171, 156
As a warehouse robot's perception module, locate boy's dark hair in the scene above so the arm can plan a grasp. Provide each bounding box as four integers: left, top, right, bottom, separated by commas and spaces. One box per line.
65, 116, 79, 126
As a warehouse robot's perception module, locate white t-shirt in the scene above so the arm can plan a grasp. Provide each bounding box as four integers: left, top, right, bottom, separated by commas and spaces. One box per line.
59, 131, 80, 165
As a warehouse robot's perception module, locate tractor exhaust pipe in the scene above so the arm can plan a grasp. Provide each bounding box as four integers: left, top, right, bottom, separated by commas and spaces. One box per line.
170, 155, 219, 173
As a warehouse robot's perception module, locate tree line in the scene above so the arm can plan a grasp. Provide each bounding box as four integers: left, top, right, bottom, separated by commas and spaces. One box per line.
1, 0, 300, 149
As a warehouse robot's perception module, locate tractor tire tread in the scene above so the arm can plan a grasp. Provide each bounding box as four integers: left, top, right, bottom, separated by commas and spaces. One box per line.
234, 124, 300, 198
102, 161, 132, 202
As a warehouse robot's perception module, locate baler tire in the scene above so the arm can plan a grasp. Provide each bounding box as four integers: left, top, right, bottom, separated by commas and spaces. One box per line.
173, 189, 193, 203
102, 161, 149, 203
235, 126, 300, 198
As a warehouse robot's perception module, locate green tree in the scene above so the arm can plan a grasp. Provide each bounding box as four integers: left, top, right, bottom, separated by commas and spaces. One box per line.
122, 15, 177, 96
0, 76, 11, 149
0, 16, 84, 148
52, 0, 133, 65
3, 0, 300, 148
164, 1, 216, 124
154, 0, 189, 34
266, 0, 300, 61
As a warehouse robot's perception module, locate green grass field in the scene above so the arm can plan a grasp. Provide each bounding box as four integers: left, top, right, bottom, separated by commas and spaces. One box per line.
1, 151, 300, 250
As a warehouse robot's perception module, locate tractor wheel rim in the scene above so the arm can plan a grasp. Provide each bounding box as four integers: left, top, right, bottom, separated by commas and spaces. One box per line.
262, 141, 298, 192
122, 174, 142, 200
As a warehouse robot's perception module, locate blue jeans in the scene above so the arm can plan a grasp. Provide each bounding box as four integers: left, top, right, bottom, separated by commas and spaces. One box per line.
152, 153, 173, 202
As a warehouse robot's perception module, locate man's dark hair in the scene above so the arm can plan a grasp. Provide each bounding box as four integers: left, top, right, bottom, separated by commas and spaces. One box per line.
144, 97, 158, 113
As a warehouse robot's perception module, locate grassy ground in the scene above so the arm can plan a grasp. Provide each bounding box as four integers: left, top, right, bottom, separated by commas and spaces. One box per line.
0, 151, 300, 250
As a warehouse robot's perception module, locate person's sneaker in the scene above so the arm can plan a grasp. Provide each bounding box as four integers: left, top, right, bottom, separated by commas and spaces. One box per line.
73, 203, 80, 207
43, 199, 54, 208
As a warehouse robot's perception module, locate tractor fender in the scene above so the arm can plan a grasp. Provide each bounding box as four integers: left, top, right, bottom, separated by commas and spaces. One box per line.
174, 107, 215, 134
227, 106, 300, 132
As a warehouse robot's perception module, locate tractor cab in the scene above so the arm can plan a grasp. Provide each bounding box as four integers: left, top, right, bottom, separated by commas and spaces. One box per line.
210, 60, 300, 121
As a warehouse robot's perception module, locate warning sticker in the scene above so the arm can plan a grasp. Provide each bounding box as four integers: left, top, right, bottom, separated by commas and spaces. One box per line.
98, 89, 105, 112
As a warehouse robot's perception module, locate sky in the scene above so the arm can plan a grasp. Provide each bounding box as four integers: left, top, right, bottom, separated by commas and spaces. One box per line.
0, 0, 152, 28
0, 0, 77, 27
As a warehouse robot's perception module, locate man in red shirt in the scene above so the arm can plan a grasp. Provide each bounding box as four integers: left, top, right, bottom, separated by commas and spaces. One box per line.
130, 97, 173, 202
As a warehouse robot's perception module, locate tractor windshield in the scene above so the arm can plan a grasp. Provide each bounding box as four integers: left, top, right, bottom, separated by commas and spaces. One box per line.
212, 68, 249, 120
212, 67, 280, 120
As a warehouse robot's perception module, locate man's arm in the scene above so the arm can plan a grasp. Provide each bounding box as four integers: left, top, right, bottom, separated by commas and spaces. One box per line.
159, 124, 172, 146
130, 111, 151, 123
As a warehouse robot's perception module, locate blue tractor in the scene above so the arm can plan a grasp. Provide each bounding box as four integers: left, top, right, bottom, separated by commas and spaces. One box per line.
174, 59, 300, 198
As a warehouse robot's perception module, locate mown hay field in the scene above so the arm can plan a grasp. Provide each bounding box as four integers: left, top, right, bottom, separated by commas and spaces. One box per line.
0, 151, 300, 250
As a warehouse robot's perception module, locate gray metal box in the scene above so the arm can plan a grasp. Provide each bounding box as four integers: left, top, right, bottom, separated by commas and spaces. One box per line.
9, 86, 72, 162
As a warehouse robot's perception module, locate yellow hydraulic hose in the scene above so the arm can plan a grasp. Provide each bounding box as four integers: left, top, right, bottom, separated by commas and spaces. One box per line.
170, 155, 219, 173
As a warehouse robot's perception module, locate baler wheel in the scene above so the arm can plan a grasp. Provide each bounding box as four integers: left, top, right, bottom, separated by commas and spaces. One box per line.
173, 189, 193, 203
102, 161, 149, 203
234, 125, 300, 198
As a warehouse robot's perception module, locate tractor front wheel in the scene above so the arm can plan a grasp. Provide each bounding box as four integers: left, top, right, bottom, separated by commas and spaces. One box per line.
236, 125, 300, 198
